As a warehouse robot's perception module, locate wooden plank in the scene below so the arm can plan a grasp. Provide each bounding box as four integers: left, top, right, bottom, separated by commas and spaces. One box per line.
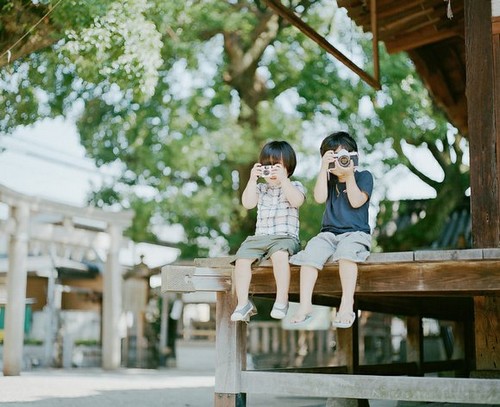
483, 248, 500, 259
195, 257, 234, 267
161, 265, 232, 293
364, 251, 414, 262
250, 260, 500, 295
240, 371, 500, 404
192, 249, 500, 269
385, 26, 462, 53
163, 258, 500, 295
414, 248, 483, 260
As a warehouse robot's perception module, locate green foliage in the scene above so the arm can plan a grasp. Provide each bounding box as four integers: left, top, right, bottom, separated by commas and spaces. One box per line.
0, 0, 470, 256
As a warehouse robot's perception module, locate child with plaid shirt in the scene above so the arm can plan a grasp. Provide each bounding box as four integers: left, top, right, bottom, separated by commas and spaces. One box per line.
230, 141, 306, 322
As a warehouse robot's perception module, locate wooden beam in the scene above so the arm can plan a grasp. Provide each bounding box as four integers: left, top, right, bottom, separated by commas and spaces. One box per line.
262, 0, 381, 89
240, 371, 500, 404
0, 184, 134, 227
465, 0, 500, 247
163, 258, 500, 296
385, 26, 461, 53
163, 249, 500, 295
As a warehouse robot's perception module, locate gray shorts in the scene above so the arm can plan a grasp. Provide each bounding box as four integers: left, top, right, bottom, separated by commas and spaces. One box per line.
233, 235, 301, 265
289, 231, 371, 270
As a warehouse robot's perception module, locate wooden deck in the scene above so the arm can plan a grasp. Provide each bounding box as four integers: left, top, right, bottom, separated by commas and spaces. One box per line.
162, 249, 500, 406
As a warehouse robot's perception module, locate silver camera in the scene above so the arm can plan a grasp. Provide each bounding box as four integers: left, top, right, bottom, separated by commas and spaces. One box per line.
261, 165, 274, 178
329, 149, 358, 170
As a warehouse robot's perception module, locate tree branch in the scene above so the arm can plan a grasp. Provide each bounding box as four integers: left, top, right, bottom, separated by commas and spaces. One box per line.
0, 3, 60, 68
394, 139, 441, 190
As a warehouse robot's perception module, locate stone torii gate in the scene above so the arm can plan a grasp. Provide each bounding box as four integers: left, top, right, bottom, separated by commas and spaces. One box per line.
0, 184, 134, 376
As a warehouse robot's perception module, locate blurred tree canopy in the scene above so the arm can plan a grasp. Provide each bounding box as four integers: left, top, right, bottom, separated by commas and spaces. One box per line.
0, 0, 469, 257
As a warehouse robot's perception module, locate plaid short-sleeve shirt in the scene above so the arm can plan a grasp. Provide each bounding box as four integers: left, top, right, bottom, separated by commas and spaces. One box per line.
255, 181, 305, 239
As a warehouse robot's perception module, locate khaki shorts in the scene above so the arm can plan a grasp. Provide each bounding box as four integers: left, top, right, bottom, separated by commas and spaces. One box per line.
289, 231, 371, 270
233, 235, 301, 265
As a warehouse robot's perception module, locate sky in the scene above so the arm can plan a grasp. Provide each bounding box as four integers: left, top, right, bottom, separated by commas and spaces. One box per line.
0, 118, 180, 272
0, 117, 102, 207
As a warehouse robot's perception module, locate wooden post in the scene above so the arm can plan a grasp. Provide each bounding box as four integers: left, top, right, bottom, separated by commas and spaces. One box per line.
335, 325, 355, 373
465, 0, 500, 247
159, 292, 169, 366
406, 315, 422, 372
464, 0, 500, 375
328, 316, 367, 407
473, 296, 500, 373
214, 291, 246, 406
3, 202, 29, 376
102, 224, 123, 370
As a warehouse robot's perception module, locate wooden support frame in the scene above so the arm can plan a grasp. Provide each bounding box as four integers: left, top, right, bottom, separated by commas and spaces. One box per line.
262, 0, 381, 90
163, 248, 500, 406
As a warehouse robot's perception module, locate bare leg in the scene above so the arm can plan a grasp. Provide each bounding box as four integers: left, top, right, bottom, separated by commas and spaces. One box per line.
233, 258, 255, 308
336, 259, 358, 323
290, 265, 318, 322
270, 250, 290, 305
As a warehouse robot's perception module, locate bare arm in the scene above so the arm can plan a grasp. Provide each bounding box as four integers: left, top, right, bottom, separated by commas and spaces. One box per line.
281, 179, 305, 207
274, 164, 305, 207
314, 151, 334, 203
338, 163, 368, 208
344, 173, 369, 208
326, 153, 369, 208
241, 163, 261, 209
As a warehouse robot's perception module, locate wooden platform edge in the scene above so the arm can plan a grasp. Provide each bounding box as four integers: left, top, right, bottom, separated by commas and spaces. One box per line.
193, 248, 500, 268
161, 265, 232, 293
162, 258, 500, 295
240, 371, 500, 404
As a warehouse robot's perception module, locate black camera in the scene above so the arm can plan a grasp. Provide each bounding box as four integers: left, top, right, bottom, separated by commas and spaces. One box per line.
328, 149, 359, 170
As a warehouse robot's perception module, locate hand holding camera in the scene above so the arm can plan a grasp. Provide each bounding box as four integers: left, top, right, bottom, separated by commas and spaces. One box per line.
259, 163, 287, 182
328, 149, 358, 172
260, 164, 275, 178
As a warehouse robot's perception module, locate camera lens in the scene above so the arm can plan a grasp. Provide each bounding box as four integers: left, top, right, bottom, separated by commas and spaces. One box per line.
338, 155, 350, 167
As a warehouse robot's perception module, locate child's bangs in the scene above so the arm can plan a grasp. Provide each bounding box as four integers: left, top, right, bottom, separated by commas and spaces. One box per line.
260, 149, 283, 165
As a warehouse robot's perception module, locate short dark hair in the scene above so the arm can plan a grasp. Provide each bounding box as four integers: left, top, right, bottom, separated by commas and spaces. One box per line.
320, 131, 358, 156
259, 140, 297, 177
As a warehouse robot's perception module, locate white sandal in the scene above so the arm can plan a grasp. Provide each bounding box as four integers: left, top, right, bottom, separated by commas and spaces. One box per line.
270, 302, 289, 319
230, 301, 257, 322
332, 311, 356, 329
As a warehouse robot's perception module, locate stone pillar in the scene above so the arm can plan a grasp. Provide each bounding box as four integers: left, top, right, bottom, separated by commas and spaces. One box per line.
3, 202, 30, 376
102, 224, 123, 370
